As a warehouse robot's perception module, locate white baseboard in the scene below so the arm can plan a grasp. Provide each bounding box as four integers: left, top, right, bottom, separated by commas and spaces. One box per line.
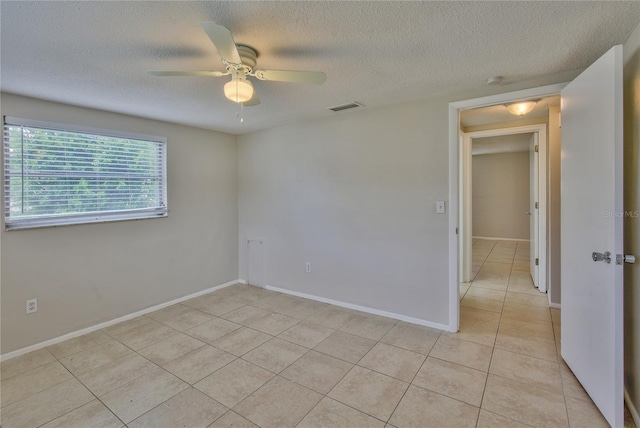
473, 236, 530, 242
549, 302, 561, 309
263, 283, 453, 332
625, 387, 640, 427
1, 279, 239, 362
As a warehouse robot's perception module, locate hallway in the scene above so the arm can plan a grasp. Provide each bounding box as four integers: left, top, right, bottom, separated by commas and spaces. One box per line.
458, 238, 635, 427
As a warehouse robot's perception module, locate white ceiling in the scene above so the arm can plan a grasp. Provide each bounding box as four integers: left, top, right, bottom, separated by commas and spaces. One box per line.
1, 1, 639, 134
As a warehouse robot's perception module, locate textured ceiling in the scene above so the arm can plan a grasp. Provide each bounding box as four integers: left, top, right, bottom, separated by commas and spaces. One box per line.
1, 1, 639, 134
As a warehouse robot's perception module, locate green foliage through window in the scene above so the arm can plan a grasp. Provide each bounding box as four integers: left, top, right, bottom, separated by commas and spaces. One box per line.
3, 117, 167, 229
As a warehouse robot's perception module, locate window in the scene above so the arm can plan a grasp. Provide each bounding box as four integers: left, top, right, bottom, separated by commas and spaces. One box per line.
3, 116, 167, 230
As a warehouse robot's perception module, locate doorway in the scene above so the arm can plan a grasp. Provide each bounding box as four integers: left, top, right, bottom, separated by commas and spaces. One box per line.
460, 124, 547, 294
446, 83, 566, 331
448, 45, 629, 427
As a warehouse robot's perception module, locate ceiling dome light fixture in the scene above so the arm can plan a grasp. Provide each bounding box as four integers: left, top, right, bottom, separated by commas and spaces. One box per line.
224, 75, 254, 103
507, 100, 537, 116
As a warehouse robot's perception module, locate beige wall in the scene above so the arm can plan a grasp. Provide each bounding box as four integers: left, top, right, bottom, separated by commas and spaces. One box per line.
0, 60, 582, 354
472, 151, 530, 240
623, 21, 640, 423
237, 71, 576, 328
548, 105, 562, 305
238, 99, 451, 325
0, 93, 239, 354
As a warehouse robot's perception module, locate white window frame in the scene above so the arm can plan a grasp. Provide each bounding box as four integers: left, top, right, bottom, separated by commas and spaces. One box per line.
3, 116, 168, 230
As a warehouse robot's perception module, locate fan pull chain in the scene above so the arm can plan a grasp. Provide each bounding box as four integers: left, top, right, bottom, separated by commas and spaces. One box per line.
235, 103, 245, 123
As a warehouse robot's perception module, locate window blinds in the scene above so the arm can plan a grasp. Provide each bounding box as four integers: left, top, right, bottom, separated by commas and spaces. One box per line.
3, 116, 167, 229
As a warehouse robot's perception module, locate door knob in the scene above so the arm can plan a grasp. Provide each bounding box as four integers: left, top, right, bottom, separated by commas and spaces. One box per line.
524, 211, 532, 216
592, 251, 612, 263
616, 254, 636, 264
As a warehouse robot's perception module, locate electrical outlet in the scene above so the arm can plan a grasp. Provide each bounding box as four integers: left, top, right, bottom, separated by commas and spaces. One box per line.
26, 298, 38, 314
305, 262, 312, 273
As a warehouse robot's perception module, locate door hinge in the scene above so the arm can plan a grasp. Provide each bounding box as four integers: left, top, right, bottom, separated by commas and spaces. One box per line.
535, 145, 539, 153
535, 202, 539, 209
535, 258, 539, 266
456, 227, 459, 235
616, 254, 636, 265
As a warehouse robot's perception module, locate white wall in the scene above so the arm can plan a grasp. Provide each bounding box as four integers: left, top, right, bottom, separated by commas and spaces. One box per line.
238, 100, 451, 326
472, 151, 530, 240
623, 21, 640, 424
0, 93, 238, 354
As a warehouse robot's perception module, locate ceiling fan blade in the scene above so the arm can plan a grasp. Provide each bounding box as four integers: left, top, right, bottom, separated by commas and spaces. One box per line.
149, 70, 228, 77
244, 91, 261, 106
253, 69, 326, 84
201, 22, 241, 64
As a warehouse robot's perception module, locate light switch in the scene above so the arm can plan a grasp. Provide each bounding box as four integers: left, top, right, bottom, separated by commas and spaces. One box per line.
436, 200, 446, 214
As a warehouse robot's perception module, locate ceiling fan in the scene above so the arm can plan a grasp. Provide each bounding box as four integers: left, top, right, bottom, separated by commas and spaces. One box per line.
150, 22, 326, 106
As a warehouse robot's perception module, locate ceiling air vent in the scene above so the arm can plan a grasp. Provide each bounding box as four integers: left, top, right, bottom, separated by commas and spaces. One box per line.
329, 102, 363, 112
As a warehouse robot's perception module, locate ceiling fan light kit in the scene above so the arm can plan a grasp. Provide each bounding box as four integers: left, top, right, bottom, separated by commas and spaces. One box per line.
150, 22, 326, 113
506, 100, 537, 116
224, 75, 254, 103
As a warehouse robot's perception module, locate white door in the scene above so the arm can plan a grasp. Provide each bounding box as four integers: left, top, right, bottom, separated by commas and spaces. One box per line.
529, 134, 539, 287
561, 45, 623, 427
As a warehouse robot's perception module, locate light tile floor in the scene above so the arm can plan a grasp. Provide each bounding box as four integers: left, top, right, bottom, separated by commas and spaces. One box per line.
0, 238, 636, 427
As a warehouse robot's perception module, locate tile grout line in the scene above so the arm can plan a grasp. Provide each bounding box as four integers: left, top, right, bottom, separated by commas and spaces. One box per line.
294, 320, 430, 426
41, 352, 128, 428
191, 299, 372, 426
325, 321, 402, 424
44, 298, 268, 427
552, 311, 574, 428
384, 340, 445, 425
97, 299, 282, 427
9, 285, 386, 425
472, 240, 572, 426
273, 317, 384, 426
6, 261, 590, 428
469, 240, 562, 425
472, 241, 500, 427
75, 341, 185, 427
4, 333, 138, 425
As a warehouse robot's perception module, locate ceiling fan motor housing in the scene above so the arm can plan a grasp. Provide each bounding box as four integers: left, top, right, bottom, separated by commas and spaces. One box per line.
235, 44, 257, 70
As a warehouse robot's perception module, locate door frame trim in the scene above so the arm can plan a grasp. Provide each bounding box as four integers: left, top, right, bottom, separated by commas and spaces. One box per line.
448, 83, 567, 332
